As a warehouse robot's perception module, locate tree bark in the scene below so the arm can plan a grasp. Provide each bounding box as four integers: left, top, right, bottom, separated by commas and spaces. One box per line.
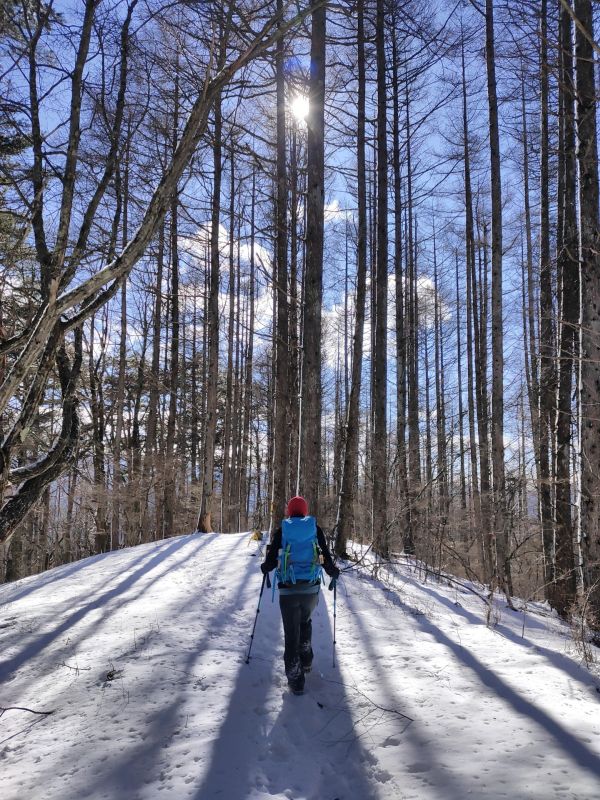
461, 39, 481, 547
575, 0, 600, 624
239, 172, 257, 531
300, 0, 326, 513
406, 85, 420, 554
372, 0, 388, 556
539, 0, 556, 592
553, 0, 578, 616
335, 0, 367, 559
222, 144, 237, 532
271, 0, 290, 532
164, 74, 180, 539
391, 17, 410, 548
485, 0, 509, 595
197, 92, 223, 533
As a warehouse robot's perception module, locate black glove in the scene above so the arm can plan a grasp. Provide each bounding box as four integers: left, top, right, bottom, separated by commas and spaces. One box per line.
260, 562, 270, 575
330, 566, 340, 580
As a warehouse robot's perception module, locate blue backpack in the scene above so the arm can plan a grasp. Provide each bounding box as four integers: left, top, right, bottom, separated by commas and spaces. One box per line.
276, 516, 323, 584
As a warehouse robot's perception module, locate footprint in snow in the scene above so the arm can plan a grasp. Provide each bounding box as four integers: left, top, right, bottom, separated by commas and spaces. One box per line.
372, 767, 393, 783
406, 762, 430, 773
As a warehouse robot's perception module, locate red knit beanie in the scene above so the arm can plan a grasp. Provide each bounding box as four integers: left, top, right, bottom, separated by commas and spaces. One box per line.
287, 495, 308, 518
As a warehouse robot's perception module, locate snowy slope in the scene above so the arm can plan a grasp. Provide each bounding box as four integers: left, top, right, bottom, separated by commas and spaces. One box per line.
1, 532, 599, 800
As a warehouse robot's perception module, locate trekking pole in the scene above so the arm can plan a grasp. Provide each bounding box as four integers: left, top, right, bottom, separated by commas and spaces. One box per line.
329, 577, 337, 668
245, 571, 270, 664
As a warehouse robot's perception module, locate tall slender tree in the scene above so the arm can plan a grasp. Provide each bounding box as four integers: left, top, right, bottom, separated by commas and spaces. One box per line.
372, 0, 388, 556
197, 91, 223, 533
335, 0, 368, 558
575, 0, 600, 623
485, 0, 509, 596
271, 0, 290, 531
553, 0, 578, 615
164, 68, 181, 539
538, 0, 556, 591
300, 0, 326, 512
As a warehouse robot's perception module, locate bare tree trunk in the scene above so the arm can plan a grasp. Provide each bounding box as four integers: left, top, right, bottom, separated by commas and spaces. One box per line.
288, 126, 301, 499
485, 0, 509, 594
89, 313, 109, 553
38, 487, 50, 572
574, 0, 600, 624
145, 223, 165, 542
474, 220, 493, 578
271, 0, 290, 532
300, 0, 326, 513
434, 236, 448, 537
461, 39, 481, 547
164, 71, 180, 539
130, 324, 147, 545
391, 17, 410, 550
230, 223, 243, 530
190, 283, 199, 486
539, 0, 556, 592
335, 0, 367, 559
111, 158, 127, 550
520, 75, 542, 539
423, 316, 433, 564
369, 159, 377, 501
372, 0, 388, 556
162, 225, 178, 537
222, 145, 236, 532
239, 172, 256, 531
455, 254, 467, 510
406, 86, 420, 554
254, 422, 264, 530
62, 465, 77, 564
553, 0, 578, 616
197, 92, 223, 533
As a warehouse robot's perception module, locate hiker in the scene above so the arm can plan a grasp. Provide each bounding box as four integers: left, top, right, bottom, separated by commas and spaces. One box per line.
260, 495, 340, 694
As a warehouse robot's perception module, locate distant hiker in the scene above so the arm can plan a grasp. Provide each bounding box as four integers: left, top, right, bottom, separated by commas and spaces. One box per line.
260, 495, 339, 695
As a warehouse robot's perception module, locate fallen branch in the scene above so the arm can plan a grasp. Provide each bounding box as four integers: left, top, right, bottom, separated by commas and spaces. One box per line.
319, 676, 414, 723
0, 706, 55, 718
60, 661, 91, 673
337, 542, 374, 574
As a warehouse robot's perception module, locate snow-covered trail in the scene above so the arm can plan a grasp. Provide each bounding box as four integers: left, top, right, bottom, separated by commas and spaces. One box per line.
1, 532, 599, 800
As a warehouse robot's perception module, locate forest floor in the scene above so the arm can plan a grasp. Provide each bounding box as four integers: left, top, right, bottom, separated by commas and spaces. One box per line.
1, 531, 599, 799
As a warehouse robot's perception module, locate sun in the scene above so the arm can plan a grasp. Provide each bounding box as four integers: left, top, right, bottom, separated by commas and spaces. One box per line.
290, 94, 309, 122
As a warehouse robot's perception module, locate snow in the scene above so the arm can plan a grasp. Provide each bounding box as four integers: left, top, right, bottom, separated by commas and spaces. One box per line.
1, 531, 599, 800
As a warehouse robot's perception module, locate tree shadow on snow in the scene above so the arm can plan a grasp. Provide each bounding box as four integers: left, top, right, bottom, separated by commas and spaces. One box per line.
368, 578, 600, 781
0, 535, 209, 683
1, 550, 120, 605
194, 586, 377, 800
74, 536, 263, 799
397, 571, 600, 695
342, 583, 472, 800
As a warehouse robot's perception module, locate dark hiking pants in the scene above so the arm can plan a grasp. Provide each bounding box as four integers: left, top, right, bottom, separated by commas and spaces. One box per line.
279, 591, 319, 687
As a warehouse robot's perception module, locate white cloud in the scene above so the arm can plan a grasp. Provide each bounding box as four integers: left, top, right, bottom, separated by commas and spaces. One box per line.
238, 241, 273, 274
324, 198, 354, 223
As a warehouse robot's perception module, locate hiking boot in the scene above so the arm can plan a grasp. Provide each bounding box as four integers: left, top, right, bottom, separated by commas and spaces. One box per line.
288, 676, 304, 695
299, 643, 313, 672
